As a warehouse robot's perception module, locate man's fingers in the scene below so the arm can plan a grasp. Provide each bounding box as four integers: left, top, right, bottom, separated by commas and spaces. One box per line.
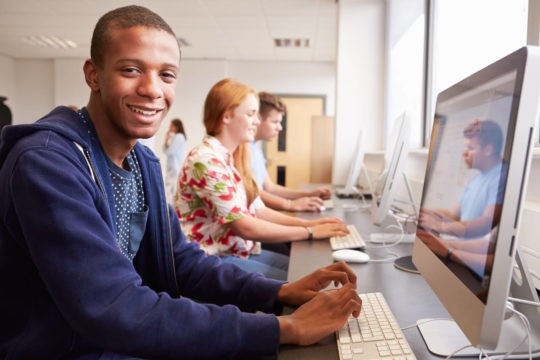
327, 262, 357, 285
347, 297, 363, 318
317, 268, 357, 289
336, 284, 362, 317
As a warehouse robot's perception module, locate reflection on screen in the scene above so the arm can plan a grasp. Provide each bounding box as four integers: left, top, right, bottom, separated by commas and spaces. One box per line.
418, 71, 517, 302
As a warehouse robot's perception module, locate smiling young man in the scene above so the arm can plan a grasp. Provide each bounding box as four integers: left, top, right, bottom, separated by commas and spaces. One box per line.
0, 5, 361, 359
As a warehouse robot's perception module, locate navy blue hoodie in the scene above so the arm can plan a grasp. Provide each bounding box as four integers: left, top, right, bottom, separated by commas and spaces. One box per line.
0, 106, 283, 359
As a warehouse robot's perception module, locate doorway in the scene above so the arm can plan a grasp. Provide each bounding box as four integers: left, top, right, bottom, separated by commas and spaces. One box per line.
265, 95, 333, 188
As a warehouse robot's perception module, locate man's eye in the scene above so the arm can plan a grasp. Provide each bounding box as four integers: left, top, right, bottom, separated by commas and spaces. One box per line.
161, 72, 177, 83
162, 72, 177, 79
121, 68, 140, 75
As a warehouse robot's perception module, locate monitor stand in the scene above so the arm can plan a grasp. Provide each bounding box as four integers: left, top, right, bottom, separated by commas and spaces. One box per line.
417, 251, 540, 358
389, 172, 420, 274
335, 187, 359, 199
336, 165, 374, 202
393, 255, 418, 274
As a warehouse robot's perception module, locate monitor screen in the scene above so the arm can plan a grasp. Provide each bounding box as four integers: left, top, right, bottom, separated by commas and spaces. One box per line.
371, 112, 411, 225
336, 129, 365, 197
413, 46, 540, 355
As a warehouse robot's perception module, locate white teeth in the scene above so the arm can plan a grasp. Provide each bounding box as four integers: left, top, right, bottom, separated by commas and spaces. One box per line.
129, 106, 158, 115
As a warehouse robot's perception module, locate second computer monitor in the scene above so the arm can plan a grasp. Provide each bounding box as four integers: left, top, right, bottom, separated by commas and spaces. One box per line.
370, 112, 411, 226
336, 129, 366, 198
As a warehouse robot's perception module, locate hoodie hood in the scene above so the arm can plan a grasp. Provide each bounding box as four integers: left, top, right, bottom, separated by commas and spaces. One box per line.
0, 106, 89, 168
0, 105, 159, 170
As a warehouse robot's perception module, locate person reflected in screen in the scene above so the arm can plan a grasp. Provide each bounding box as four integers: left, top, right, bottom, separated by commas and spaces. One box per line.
419, 119, 506, 239
251, 92, 331, 212
417, 227, 497, 278
0, 6, 362, 358
417, 226, 497, 302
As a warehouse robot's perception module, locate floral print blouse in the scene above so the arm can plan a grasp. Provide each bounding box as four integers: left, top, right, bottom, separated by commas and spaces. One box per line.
174, 135, 263, 258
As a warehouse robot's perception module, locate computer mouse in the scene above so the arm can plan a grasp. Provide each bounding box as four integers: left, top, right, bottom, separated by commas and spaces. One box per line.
332, 249, 370, 264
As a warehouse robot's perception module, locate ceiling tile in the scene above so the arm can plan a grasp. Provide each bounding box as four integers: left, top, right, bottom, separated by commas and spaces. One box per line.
0, 0, 338, 63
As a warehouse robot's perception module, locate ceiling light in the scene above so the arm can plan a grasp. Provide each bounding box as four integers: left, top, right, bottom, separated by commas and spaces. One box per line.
274, 38, 310, 48
22, 35, 78, 49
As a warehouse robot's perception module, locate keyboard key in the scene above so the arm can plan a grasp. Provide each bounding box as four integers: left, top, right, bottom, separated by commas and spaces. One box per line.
336, 292, 416, 360
330, 225, 366, 250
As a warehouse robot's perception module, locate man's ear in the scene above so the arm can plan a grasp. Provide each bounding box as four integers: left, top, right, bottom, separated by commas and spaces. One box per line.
83, 59, 100, 92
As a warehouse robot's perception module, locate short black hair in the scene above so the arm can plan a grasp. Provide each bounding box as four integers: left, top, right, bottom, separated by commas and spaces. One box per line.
90, 5, 179, 68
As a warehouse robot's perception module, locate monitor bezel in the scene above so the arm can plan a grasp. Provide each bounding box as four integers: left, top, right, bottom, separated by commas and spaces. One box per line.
371, 112, 411, 226
339, 129, 366, 196
413, 46, 540, 350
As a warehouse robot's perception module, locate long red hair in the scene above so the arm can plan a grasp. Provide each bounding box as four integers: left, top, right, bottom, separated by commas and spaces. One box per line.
203, 78, 259, 206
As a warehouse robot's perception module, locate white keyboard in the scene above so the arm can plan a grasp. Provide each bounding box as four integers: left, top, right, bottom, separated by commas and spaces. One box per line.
369, 233, 416, 244
330, 225, 366, 250
337, 292, 416, 360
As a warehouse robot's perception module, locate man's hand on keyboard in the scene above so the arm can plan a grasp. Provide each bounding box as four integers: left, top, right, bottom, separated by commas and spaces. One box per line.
278, 283, 362, 346
277, 262, 357, 306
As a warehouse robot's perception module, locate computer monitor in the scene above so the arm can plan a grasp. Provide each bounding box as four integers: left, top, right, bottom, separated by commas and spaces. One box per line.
413, 46, 540, 357
336, 129, 367, 198
370, 112, 411, 226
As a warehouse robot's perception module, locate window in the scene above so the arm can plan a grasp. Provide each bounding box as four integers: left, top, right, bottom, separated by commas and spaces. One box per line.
426, 0, 528, 144
386, 0, 531, 148
385, 0, 426, 148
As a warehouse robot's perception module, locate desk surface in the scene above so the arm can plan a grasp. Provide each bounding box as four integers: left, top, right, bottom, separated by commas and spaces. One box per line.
278, 197, 451, 360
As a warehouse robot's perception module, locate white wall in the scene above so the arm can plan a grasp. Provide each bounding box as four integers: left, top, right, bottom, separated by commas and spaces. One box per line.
0, 55, 16, 115
13, 60, 55, 125
159, 59, 227, 159
228, 61, 336, 115
54, 59, 90, 110
333, 0, 386, 186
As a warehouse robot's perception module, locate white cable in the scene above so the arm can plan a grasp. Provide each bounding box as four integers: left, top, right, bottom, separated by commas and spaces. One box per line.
507, 297, 540, 307
401, 318, 478, 359
443, 344, 477, 359
499, 306, 530, 359
402, 314, 536, 359
363, 223, 401, 261
402, 319, 478, 359
475, 305, 533, 360
401, 317, 451, 331
366, 216, 408, 249
367, 253, 399, 263
364, 214, 413, 261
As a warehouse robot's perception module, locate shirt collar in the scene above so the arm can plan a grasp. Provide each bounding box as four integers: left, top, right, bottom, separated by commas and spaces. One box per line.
203, 135, 233, 164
